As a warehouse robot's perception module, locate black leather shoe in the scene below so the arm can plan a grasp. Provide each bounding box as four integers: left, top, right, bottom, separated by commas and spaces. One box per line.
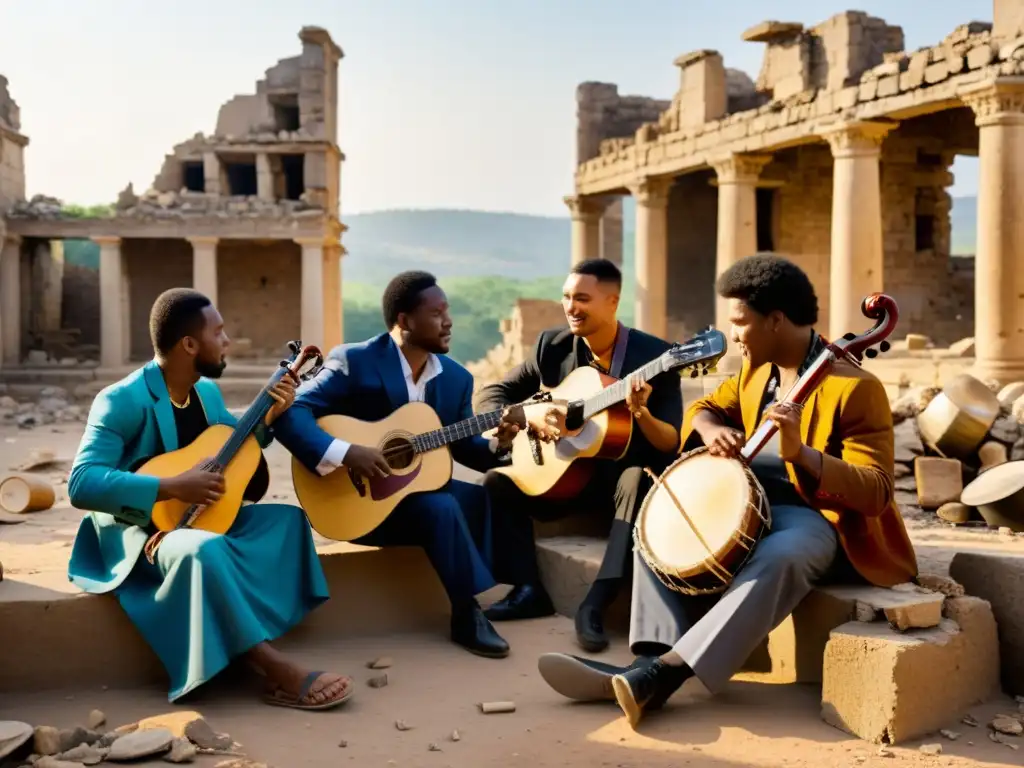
483, 584, 556, 622
574, 604, 609, 653
611, 658, 691, 728
537, 653, 655, 702
451, 605, 510, 658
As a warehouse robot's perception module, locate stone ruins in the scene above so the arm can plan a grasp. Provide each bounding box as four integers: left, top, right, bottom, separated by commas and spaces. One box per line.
564, 0, 1024, 384
0, 26, 344, 370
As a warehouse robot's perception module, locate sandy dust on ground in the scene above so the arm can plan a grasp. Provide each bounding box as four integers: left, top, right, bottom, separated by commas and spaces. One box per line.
0, 423, 1023, 768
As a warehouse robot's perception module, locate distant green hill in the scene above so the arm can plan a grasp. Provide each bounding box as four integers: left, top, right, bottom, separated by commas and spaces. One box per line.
949, 195, 976, 255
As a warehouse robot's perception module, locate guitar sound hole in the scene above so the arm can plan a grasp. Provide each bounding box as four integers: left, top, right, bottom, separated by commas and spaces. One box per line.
382, 436, 416, 470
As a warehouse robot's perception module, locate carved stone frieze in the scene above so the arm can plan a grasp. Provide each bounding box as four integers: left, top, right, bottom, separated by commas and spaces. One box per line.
958, 77, 1024, 126
710, 152, 773, 183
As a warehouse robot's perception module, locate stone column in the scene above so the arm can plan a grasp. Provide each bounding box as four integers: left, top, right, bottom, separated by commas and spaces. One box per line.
189, 237, 219, 305
203, 152, 223, 196
820, 119, 895, 339
95, 236, 129, 369
960, 78, 1024, 383
600, 197, 624, 266
256, 153, 274, 201
711, 153, 772, 332
0, 236, 21, 367
629, 177, 672, 338
564, 195, 605, 266
297, 238, 343, 352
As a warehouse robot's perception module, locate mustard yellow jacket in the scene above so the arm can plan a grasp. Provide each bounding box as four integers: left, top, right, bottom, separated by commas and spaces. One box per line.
681, 357, 918, 588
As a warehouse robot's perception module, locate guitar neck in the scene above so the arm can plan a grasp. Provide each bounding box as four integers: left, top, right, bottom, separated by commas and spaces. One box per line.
411, 408, 505, 453
582, 358, 663, 421
213, 386, 276, 467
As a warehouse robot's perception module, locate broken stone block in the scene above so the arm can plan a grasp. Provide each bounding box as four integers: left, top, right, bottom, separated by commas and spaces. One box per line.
163, 736, 197, 763
107, 728, 173, 761
949, 553, 1024, 695
893, 420, 924, 463
990, 415, 1022, 444
33, 727, 61, 757
829, 583, 945, 632
820, 597, 1000, 744
905, 334, 931, 350
917, 574, 965, 598
998, 382, 1024, 408
914, 457, 963, 509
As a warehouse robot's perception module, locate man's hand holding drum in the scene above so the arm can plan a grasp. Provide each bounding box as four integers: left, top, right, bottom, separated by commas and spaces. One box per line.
704, 424, 745, 458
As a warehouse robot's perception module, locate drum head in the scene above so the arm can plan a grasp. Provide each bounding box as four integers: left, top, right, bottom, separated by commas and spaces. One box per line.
962, 460, 1024, 507
641, 452, 752, 570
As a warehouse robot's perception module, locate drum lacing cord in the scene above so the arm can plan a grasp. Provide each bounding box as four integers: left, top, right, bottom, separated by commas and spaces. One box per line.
640, 466, 736, 588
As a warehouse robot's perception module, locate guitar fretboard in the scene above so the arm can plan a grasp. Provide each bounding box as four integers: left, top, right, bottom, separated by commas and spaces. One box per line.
582, 358, 664, 420
411, 409, 505, 453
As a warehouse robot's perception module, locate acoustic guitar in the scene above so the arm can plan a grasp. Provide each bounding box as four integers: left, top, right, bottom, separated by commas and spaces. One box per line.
292, 401, 528, 542
491, 327, 728, 499
140, 340, 324, 536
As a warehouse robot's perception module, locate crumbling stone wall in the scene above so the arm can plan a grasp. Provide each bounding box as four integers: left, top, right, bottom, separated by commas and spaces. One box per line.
60, 264, 100, 350
0, 75, 26, 210
666, 173, 717, 340
217, 240, 302, 358
467, 299, 566, 392
124, 239, 194, 360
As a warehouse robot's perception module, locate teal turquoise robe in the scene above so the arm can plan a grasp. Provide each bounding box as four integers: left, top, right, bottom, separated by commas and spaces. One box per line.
67, 360, 328, 701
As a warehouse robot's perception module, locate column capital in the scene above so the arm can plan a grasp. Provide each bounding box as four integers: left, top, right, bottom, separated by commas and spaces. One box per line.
709, 152, 773, 184
818, 119, 897, 159
294, 237, 326, 248
627, 177, 672, 208
958, 77, 1024, 127
91, 235, 122, 247
562, 194, 609, 221
187, 236, 219, 247
1, 234, 21, 247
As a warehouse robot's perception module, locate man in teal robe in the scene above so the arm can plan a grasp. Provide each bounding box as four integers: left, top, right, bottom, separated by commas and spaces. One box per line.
66, 287, 351, 709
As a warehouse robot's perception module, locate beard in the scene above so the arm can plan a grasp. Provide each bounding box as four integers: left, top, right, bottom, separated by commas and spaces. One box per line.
196, 356, 227, 379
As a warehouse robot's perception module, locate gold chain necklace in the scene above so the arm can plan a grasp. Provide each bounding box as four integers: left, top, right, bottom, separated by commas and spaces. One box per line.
170, 392, 191, 409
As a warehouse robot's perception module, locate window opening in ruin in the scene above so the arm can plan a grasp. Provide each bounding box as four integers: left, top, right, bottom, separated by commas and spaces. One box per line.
271, 95, 301, 132
915, 189, 936, 252
755, 187, 775, 252
182, 161, 204, 193
280, 154, 305, 201
224, 158, 258, 197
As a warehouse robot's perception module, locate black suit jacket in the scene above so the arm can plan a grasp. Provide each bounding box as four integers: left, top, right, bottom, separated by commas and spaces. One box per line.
474, 325, 683, 469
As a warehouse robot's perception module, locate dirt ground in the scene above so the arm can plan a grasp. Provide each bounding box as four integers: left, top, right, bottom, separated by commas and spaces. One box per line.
0, 422, 1023, 767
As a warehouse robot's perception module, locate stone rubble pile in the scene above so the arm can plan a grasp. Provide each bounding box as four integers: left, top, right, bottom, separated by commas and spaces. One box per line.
0, 711, 270, 768
5, 195, 64, 220
890, 375, 1024, 531
0, 386, 84, 430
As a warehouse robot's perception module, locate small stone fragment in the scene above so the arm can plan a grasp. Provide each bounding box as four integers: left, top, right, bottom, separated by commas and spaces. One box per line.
939, 729, 960, 740
962, 714, 980, 727
163, 736, 197, 763
367, 674, 388, 688
368, 657, 393, 669
183, 719, 231, 751
107, 728, 173, 761
917, 573, 965, 597
937, 502, 971, 525
855, 602, 877, 622
338, 740, 347, 748
428, 743, 441, 752
449, 730, 461, 742
991, 715, 1023, 736
990, 730, 1020, 749
919, 743, 942, 755
479, 701, 516, 714
394, 720, 413, 731
878, 746, 894, 757
86, 711, 105, 730
58, 743, 107, 765
35, 758, 87, 768
33, 727, 61, 757
915, 457, 963, 509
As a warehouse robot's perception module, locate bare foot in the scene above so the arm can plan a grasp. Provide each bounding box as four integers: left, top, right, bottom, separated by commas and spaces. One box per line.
264, 668, 354, 710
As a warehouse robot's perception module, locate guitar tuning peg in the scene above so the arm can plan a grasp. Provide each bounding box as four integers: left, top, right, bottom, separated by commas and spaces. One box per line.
879, 340, 891, 353
689, 368, 699, 378
842, 332, 857, 341
865, 348, 878, 359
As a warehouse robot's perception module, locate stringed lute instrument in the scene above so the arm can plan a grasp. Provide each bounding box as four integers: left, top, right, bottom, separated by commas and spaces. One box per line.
140, 340, 323, 543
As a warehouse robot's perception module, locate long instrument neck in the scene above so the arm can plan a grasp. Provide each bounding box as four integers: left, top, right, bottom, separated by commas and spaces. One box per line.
581, 358, 663, 421
739, 344, 840, 462
212, 385, 277, 467
410, 408, 505, 453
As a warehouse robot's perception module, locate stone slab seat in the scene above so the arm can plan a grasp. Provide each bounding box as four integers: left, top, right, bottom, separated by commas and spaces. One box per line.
0, 547, 456, 693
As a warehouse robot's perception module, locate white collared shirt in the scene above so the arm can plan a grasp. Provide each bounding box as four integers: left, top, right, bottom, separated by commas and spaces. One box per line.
314, 348, 444, 475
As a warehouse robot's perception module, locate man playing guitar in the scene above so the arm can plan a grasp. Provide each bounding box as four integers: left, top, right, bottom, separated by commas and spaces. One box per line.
536, 254, 918, 728
477, 258, 684, 652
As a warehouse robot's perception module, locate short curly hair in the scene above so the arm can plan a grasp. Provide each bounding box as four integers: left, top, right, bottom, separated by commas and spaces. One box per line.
716, 253, 818, 326
382, 270, 438, 329
149, 288, 213, 354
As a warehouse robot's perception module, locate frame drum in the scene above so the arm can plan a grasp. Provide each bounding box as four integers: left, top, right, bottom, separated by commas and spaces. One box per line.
634, 448, 771, 595
960, 459, 1024, 533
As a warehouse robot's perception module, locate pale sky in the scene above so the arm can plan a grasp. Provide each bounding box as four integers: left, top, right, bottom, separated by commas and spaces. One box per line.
1, 0, 987, 216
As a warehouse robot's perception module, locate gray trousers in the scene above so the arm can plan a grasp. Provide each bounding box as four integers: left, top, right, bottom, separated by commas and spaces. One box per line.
628, 504, 838, 694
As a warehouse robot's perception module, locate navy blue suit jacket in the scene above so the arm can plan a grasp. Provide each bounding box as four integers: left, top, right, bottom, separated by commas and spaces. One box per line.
274, 333, 501, 475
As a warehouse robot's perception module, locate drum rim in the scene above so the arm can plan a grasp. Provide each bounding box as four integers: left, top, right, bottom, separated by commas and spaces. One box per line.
961, 459, 1024, 506
634, 446, 769, 585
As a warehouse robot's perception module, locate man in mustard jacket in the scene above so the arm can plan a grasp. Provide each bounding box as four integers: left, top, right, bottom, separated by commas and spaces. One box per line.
537, 253, 918, 728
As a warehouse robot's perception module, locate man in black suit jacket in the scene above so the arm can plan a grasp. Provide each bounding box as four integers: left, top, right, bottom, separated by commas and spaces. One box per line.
476, 258, 684, 653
